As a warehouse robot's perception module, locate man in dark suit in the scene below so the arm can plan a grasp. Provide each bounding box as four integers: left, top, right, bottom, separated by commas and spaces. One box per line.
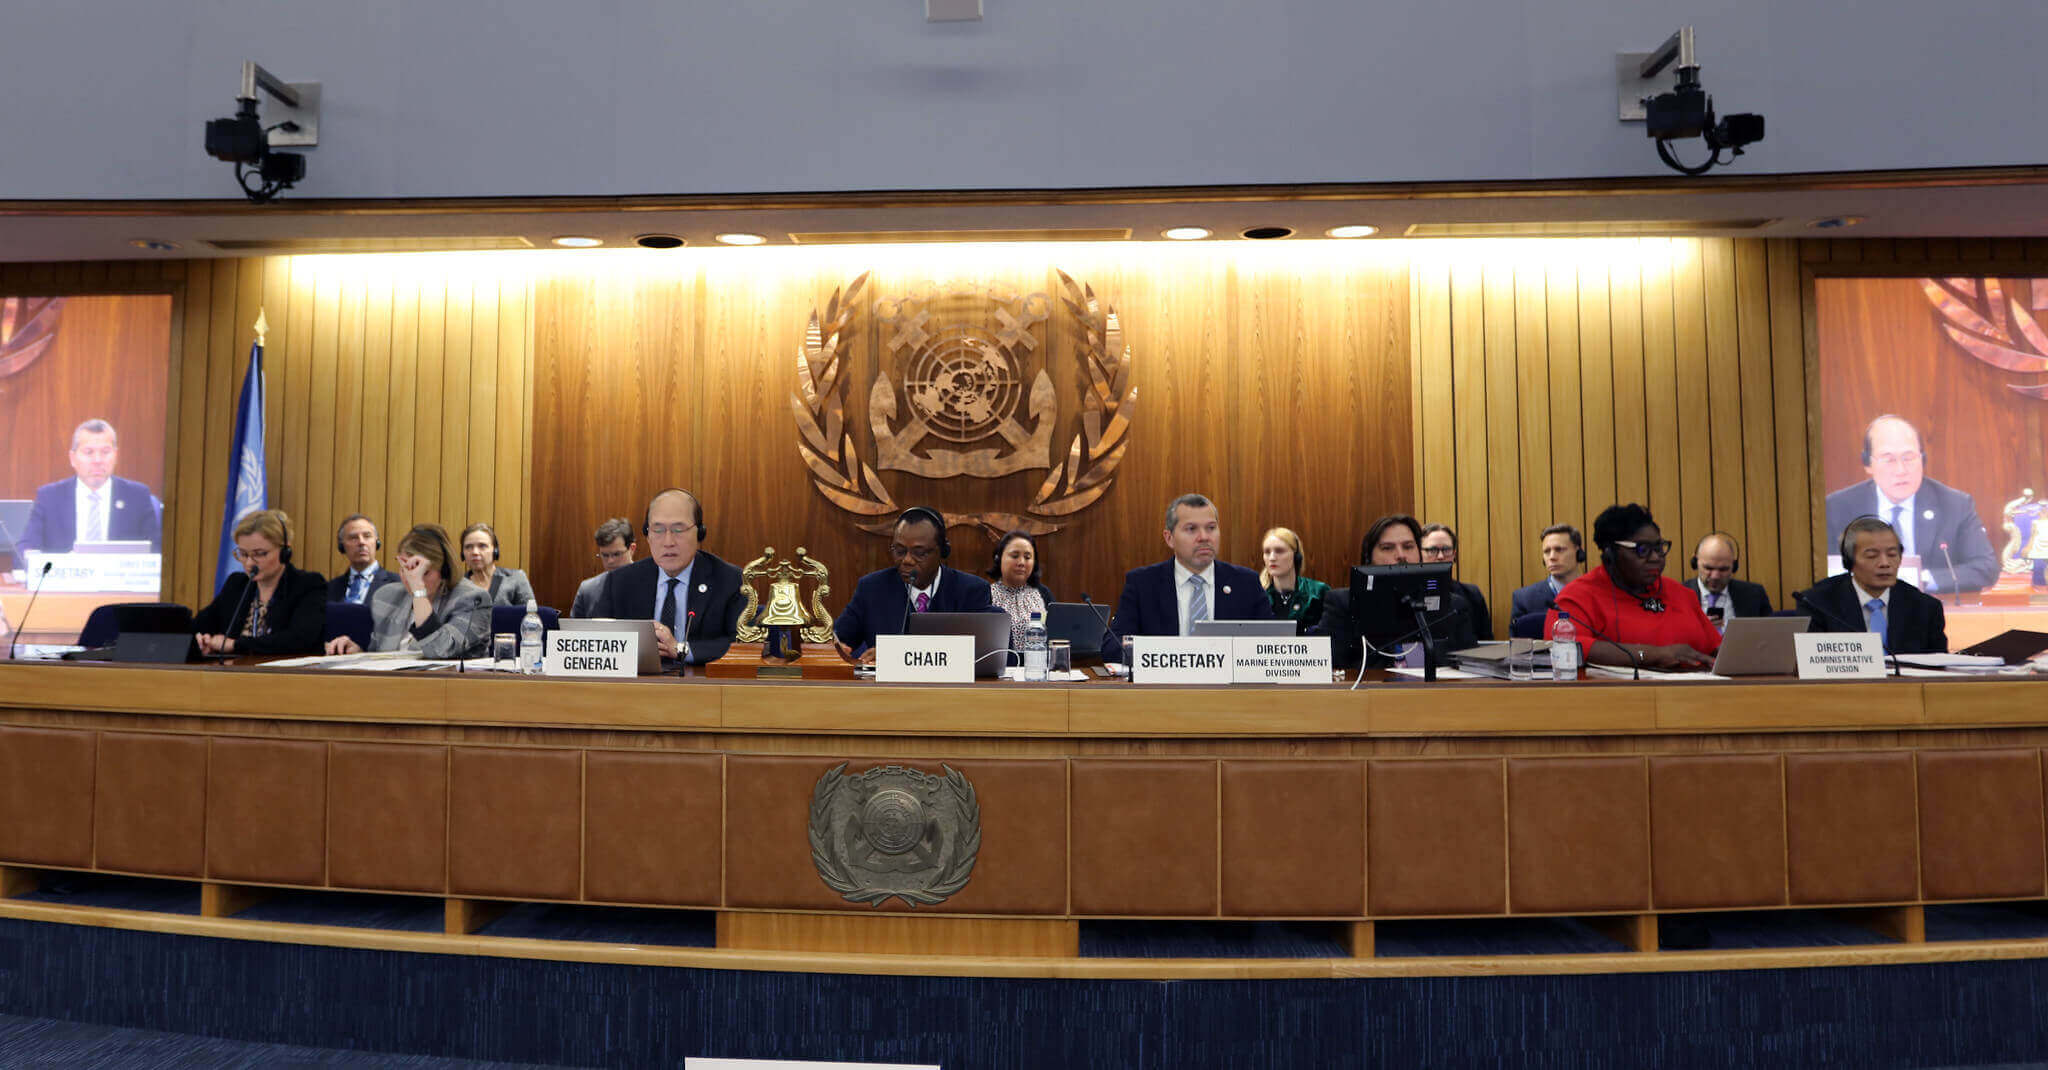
1797, 516, 1947, 655
833, 506, 995, 662
1509, 524, 1584, 637
1315, 513, 1479, 670
1684, 532, 1773, 632
1823, 415, 1998, 593
1102, 493, 1273, 664
326, 514, 401, 605
1419, 522, 1494, 641
17, 419, 162, 554
590, 489, 745, 664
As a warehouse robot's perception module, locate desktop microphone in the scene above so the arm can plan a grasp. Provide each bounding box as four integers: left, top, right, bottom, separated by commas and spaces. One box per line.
682, 609, 697, 668
9, 561, 53, 661
1938, 543, 1961, 607
1792, 589, 1900, 677
1081, 593, 1120, 664
214, 565, 260, 658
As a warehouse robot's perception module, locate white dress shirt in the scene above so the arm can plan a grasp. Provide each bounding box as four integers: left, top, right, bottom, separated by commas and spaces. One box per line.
1172, 559, 1215, 636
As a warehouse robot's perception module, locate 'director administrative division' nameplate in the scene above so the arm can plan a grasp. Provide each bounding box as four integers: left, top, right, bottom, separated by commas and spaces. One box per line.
1129, 637, 1236, 684
1793, 632, 1888, 680
1231, 636, 1333, 684
543, 630, 640, 678
875, 634, 976, 683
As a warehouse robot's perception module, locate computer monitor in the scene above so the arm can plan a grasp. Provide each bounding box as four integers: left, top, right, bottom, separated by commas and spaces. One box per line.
111, 603, 197, 664
0, 499, 29, 557
1348, 563, 1460, 679
1044, 602, 1108, 658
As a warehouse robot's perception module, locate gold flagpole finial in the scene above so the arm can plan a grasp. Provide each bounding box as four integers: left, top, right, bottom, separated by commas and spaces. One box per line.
253, 308, 269, 346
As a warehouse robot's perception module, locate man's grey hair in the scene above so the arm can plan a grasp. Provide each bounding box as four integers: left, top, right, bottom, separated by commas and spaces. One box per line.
1840, 515, 1898, 560
1164, 493, 1214, 531
594, 517, 634, 547
71, 419, 116, 449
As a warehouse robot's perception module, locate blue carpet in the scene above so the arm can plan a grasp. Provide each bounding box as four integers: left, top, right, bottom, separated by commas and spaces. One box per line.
1375, 916, 1626, 956
477, 904, 716, 947
0, 1011, 581, 1068
236, 890, 447, 933
1080, 919, 1350, 958
18, 872, 200, 915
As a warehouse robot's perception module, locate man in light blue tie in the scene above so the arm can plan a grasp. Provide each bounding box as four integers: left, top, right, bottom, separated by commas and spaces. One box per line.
1795, 515, 1948, 655
325, 514, 399, 605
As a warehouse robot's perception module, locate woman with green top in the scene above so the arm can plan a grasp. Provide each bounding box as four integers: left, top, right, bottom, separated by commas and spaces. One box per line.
1259, 527, 1328, 630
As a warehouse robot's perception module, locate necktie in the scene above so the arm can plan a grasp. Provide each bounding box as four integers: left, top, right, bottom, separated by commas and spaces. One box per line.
1866, 597, 1888, 647
86, 491, 105, 542
914, 592, 930, 614
661, 578, 680, 638
348, 573, 367, 604
1889, 504, 1908, 556
1187, 575, 1209, 633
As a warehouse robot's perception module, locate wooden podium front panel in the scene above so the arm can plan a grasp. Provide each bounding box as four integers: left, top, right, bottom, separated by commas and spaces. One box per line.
582, 751, 722, 907
447, 748, 583, 901
0, 727, 96, 869
326, 742, 448, 894
1366, 759, 1506, 916
1916, 749, 2047, 901
204, 738, 326, 886
1648, 754, 1788, 910
1785, 752, 1920, 905
1070, 760, 1217, 917
1506, 757, 1650, 914
1219, 760, 1365, 917
93, 732, 206, 877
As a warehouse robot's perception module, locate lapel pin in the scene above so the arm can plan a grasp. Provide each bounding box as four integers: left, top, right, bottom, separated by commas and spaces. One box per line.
1922, 509, 1935, 521
115, 500, 125, 510
1221, 585, 1232, 595
698, 583, 708, 593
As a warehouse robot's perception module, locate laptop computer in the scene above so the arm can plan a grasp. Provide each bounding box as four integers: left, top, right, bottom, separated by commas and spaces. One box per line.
557, 618, 663, 675
1708, 615, 1810, 676
905, 611, 1012, 678
112, 604, 198, 664
1192, 619, 1300, 638
1044, 602, 1110, 658
0, 500, 30, 556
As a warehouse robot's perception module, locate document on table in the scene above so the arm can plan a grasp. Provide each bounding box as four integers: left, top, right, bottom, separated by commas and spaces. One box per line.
1893, 653, 2005, 670
1385, 666, 1488, 681
263, 651, 446, 671
1584, 665, 1732, 681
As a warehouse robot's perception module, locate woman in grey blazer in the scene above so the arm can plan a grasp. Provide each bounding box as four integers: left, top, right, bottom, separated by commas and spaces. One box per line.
460, 521, 536, 606
323, 523, 491, 660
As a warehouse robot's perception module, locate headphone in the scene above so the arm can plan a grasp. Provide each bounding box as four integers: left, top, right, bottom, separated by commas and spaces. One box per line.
335, 514, 382, 555
405, 524, 458, 585
898, 506, 950, 558
1291, 537, 1304, 576
462, 522, 500, 561
1839, 513, 1888, 563
1690, 532, 1739, 573
642, 489, 708, 542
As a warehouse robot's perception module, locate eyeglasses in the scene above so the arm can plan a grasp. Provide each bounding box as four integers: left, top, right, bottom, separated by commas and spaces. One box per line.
234, 547, 276, 564
888, 544, 938, 562
1420, 545, 1455, 559
1611, 539, 1673, 559
1870, 451, 1922, 468
646, 524, 695, 538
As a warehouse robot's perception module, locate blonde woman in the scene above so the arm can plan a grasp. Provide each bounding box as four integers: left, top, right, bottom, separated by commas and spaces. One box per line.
193, 509, 327, 655
1259, 527, 1328, 627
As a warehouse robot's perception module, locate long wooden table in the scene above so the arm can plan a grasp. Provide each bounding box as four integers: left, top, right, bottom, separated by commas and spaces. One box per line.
2, 659, 2046, 974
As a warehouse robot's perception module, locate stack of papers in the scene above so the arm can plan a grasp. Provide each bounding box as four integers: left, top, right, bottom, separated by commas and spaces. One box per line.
1893, 653, 2006, 672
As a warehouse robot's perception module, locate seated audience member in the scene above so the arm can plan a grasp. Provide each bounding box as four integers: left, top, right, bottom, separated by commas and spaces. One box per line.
460, 522, 536, 607
1510, 524, 1584, 633
589, 490, 744, 663
17, 418, 164, 554
1260, 527, 1328, 627
1314, 514, 1479, 670
1419, 522, 1494, 641
194, 509, 327, 656
1823, 414, 1998, 592
1796, 515, 1948, 655
1685, 532, 1772, 633
571, 517, 637, 618
987, 529, 1057, 651
1103, 493, 1273, 663
834, 507, 995, 663
1548, 504, 1721, 672
325, 523, 490, 659
327, 514, 399, 605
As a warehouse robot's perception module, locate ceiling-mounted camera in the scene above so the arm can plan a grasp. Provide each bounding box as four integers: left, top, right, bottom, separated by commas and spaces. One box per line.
1622, 28, 1764, 176
203, 62, 319, 203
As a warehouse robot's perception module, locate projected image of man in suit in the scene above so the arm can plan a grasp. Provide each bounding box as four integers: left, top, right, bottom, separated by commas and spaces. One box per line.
17, 418, 162, 554
1823, 415, 1998, 592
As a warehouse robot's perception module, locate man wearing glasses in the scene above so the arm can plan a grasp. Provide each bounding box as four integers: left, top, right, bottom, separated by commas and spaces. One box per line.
1548, 503, 1721, 672
1823, 414, 1998, 593
833, 506, 994, 664
589, 489, 745, 664
570, 517, 637, 618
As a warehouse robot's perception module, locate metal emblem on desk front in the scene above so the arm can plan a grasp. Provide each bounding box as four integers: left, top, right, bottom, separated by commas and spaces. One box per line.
809, 762, 980, 907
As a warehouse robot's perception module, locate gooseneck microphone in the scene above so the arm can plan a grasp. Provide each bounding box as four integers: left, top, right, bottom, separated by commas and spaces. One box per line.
10, 561, 54, 660
1792, 588, 1901, 677
1938, 542, 1961, 607
1081, 593, 1124, 678
215, 565, 260, 658
682, 609, 698, 668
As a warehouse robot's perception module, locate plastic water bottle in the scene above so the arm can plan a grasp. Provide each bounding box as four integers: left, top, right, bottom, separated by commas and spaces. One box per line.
520, 598, 546, 675
1021, 612, 1049, 681
1549, 612, 1580, 681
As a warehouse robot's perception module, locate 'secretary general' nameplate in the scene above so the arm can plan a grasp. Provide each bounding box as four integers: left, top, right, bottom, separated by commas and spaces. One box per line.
876, 634, 976, 683
1129, 637, 1235, 684
1793, 632, 1887, 680
543, 630, 640, 679
1232, 636, 1332, 684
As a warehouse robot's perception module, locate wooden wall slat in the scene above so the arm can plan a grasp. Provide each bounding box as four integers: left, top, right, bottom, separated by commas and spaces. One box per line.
440, 281, 474, 529
1512, 263, 1552, 604
324, 271, 367, 579
1544, 261, 1584, 539
385, 276, 421, 538
357, 273, 395, 565
1666, 239, 1711, 545
1608, 248, 1651, 510
1449, 262, 1491, 600
467, 280, 501, 544
169, 265, 214, 609
1700, 238, 1747, 552
195, 260, 242, 596
1732, 240, 1782, 600
411, 278, 447, 540
1415, 258, 1457, 534
1576, 259, 1617, 519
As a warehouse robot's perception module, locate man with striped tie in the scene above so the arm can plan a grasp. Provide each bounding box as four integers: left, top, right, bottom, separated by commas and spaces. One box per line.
326, 514, 400, 605
1101, 493, 1273, 664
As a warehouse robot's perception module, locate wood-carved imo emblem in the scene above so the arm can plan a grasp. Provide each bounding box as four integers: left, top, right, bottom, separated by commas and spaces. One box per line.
809, 762, 980, 907
791, 270, 1136, 536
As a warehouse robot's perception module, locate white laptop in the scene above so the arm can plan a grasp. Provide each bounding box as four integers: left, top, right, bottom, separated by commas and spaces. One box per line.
1709, 616, 1811, 676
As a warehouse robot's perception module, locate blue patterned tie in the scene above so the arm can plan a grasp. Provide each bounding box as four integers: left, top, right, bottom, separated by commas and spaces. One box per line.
1866, 597, 1888, 647
348, 573, 367, 604
1186, 575, 1209, 634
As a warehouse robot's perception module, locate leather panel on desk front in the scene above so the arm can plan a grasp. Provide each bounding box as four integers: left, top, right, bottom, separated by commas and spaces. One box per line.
1507, 757, 1649, 914
1220, 760, 1364, 916
584, 752, 721, 906
1785, 752, 1918, 904
327, 743, 448, 893
205, 738, 326, 886
1368, 759, 1505, 916
0, 727, 95, 867
93, 732, 206, 877
1649, 755, 1786, 909
1918, 749, 2045, 901
448, 748, 582, 901
1071, 760, 1216, 916
724, 756, 1066, 914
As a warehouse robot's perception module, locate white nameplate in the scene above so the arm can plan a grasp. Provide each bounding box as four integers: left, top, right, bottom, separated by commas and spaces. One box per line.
543, 630, 640, 678
1231, 636, 1333, 684
1794, 632, 1888, 680
875, 634, 976, 683
21, 551, 163, 593
1129, 637, 1235, 684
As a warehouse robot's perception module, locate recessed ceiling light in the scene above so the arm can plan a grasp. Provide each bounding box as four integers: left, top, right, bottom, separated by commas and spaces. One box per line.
1807, 216, 1865, 230
128, 238, 181, 251
635, 234, 687, 249
1162, 226, 1212, 241
1325, 225, 1379, 239
550, 235, 604, 247
715, 232, 767, 246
